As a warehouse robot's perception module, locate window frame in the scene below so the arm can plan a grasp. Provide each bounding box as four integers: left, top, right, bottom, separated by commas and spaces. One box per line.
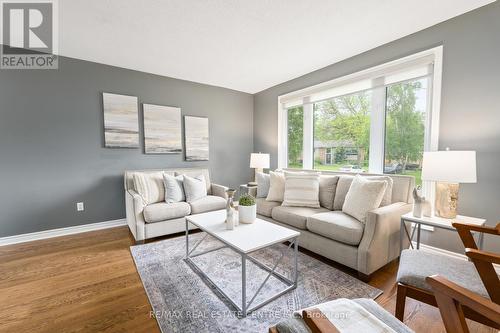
278, 46, 443, 201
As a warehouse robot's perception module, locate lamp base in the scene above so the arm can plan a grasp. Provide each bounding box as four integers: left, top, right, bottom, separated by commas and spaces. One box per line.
253, 168, 263, 182
435, 182, 459, 219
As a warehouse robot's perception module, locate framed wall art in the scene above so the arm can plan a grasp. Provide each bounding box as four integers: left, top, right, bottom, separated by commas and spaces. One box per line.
184, 116, 209, 161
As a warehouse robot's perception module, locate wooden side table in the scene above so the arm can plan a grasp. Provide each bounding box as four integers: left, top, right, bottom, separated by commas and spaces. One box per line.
400, 212, 486, 254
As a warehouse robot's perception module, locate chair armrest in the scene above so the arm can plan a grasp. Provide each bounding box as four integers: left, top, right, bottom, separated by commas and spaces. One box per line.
466, 248, 500, 265
357, 202, 413, 275
211, 183, 228, 200
465, 248, 500, 302
426, 274, 500, 329
268, 327, 279, 333
453, 222, 500, 235
302, 308, 340, 333
453, 222, 500, 249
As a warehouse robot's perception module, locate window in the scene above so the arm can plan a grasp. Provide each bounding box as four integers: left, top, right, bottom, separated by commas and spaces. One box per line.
314, 91, 371, 172
325, 148, 332, 164
278, 46, 442, 197
287, 106, 304, 168
384, 78, 428, 186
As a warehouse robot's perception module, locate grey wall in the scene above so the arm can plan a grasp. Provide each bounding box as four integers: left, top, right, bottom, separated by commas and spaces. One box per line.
254, 2, 500, 253
0, 56, 253, 237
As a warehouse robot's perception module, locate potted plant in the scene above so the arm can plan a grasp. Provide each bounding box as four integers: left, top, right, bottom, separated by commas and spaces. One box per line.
238, 194, 257, 224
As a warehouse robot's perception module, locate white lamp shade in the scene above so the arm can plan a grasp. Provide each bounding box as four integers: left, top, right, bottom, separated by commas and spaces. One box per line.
422, 151, 477, 183
250, 153, 270, 169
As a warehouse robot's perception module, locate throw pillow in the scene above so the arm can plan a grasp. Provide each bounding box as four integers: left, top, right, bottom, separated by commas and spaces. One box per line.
266, 171, 285, 202
256, 172, 270, 198
183, 174, 208, 203
333, 175, 355, 210
282, 172, 320, 208
318, 175, 339, 210
366, 176, 394, 207
163, 174, 185, 203
133, 172, 165, 205
342, 175, 388, 223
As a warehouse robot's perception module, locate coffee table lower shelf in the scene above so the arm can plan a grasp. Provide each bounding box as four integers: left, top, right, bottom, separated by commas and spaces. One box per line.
184, 220, 299, 318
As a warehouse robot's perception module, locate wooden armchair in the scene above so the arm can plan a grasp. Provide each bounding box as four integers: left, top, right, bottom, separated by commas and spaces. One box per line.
395, 222, 500, 329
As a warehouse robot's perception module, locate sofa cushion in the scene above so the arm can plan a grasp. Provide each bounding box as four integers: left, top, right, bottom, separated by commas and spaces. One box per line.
319, 175, 339, 210
174, 169, 211, 193
397, 249, 490, 298
342, 175, 387, 223
256, 198, 281, 217
133, 171, 165, 205
333, 175, 355, 210
183, 174, 208, 203
275, 317, 310, 333
189, 195, 226, 214
163, 174, 185, 203
282, 171, 320, 208
333, 174, 393, 210
272, 206, 329, 230
266, 171, 285, 202
366, 176, 394, 206
256, 172, 270, 198
143, 202, 191, 223
307, 211, 364, 245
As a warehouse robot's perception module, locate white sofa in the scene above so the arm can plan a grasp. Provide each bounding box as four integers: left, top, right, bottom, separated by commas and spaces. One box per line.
249, 170, 415, 279
124, 168, 228, 243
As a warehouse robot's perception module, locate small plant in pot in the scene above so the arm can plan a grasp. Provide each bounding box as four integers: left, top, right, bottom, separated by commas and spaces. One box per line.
238, 194, 256, 224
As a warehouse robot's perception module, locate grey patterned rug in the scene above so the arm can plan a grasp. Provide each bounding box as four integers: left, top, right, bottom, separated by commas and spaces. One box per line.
131, 233, 382, 333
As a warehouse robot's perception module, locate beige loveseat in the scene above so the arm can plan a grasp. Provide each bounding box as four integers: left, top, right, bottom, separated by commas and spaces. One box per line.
125, 168, 228, 243
250, 170, 414, 278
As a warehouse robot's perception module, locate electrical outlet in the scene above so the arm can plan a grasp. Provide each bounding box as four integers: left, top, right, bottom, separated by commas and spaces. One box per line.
77, 202, 84, 212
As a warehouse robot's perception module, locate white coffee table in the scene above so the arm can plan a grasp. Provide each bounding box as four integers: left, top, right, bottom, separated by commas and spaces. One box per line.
184, 210, 300, 317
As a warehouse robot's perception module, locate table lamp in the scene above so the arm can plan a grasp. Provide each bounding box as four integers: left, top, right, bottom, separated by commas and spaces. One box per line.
249, 153, 270, 186
421, 150, 476, 218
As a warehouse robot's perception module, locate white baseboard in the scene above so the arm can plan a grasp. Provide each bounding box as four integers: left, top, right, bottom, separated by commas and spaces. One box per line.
0, 219, 127, 246
414, 242, 500, 275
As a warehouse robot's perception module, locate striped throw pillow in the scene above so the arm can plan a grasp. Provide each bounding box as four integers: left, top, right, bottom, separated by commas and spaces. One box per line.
133, 172, 165, 205
282, 172, 320, 208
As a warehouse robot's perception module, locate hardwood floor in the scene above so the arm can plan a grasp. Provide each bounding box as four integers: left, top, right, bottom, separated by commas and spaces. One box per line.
0, 226, 495, 333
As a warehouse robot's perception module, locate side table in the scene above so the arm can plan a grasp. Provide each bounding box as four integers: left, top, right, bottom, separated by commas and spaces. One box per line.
400, 212, 486, 254
239, 184, 257, 197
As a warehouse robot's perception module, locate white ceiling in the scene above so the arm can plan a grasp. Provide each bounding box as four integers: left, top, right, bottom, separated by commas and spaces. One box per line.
60, 0, 495, 94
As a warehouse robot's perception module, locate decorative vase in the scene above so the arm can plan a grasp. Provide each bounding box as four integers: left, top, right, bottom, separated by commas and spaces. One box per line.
225, 189, 236, 230
239, 204, 256, 224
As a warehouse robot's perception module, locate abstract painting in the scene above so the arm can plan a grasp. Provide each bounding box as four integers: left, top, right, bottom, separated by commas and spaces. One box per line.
143, 104, 182, 154
184, 116, 209, 161
102, 92, 139, 148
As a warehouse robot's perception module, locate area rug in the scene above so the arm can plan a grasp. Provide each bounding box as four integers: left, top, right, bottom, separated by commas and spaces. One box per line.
131, 233, 382, 333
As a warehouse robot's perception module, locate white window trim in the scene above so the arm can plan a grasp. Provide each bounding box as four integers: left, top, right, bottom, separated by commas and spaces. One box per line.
277, 46, 443, 200
302, 96, 313, 169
